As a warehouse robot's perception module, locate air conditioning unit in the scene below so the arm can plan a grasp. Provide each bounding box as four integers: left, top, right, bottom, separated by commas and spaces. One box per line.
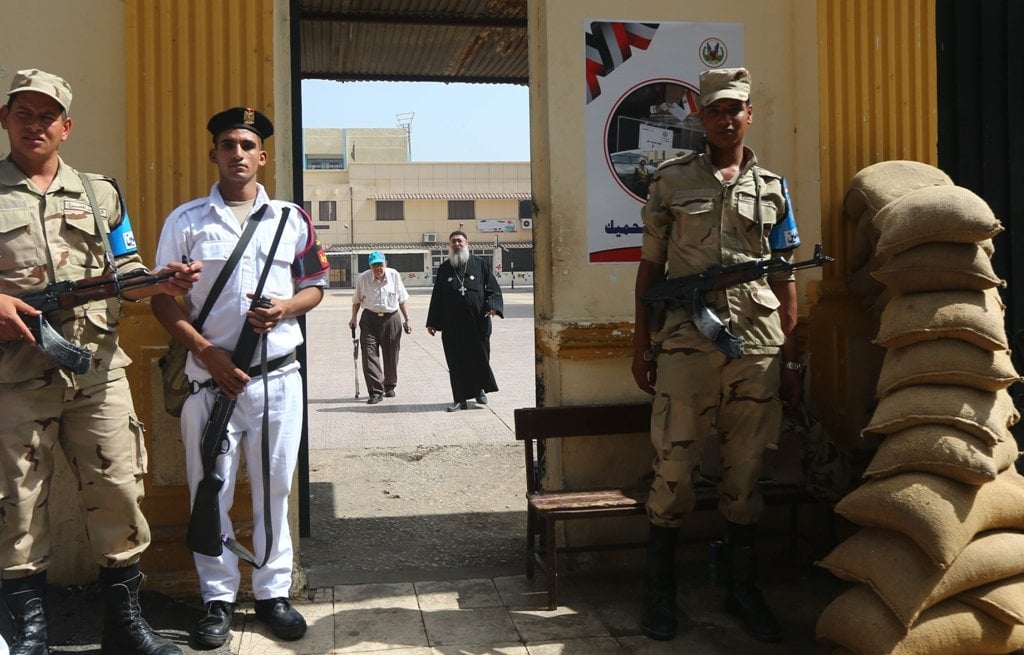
422, 233, 437, 243
520, 218, 533, 230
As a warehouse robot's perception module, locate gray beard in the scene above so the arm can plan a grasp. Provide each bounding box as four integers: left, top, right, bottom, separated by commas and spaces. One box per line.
448, 249, 470, 268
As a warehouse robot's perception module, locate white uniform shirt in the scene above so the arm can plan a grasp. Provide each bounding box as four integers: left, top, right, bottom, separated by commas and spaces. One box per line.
353, 267, 409, 314
154, 183, 328, 381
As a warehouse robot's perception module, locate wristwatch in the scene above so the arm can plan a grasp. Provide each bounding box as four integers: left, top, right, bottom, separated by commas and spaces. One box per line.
782, 360, 804, 372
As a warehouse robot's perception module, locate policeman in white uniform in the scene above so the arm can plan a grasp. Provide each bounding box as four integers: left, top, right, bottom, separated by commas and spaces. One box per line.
151, 107, 328, 647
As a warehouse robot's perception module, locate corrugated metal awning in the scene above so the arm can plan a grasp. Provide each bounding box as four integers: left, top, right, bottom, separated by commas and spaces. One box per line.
367, 192, 531, 200
299, 0, 528, 85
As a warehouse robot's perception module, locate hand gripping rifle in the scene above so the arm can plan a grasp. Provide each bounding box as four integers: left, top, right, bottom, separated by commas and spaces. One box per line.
186, 207, 289, 565
640, 243, 833, 360
19, 268, 175, 374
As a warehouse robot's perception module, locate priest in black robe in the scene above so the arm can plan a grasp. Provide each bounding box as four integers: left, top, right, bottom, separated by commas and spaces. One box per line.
426, 230, 504, 411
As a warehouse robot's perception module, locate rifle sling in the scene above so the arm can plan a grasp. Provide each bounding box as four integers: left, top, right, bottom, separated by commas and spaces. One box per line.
202, 206, 291, 570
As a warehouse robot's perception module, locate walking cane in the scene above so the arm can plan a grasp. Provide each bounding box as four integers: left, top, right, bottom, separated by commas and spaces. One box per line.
351, 326, 360, 399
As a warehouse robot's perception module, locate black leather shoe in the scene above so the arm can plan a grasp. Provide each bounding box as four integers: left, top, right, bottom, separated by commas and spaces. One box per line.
193, 600, 234, 648
384, 389, 396, 398
446, 401, 468, 412
254, 598, 306, 641
367, 394, 383, 405
475, 393, 488, 404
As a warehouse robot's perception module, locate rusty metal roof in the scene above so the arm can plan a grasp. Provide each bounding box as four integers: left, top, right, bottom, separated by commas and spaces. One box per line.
298, 0, 528, 85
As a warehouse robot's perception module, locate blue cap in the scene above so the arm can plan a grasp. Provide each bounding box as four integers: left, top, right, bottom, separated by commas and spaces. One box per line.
368, 251, 386, 265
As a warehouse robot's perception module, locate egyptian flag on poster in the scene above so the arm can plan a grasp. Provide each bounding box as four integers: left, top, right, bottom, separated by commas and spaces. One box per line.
583, 20, 744, 263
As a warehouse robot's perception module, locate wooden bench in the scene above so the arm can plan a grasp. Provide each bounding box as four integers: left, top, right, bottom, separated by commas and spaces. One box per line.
513, 401, 820, 610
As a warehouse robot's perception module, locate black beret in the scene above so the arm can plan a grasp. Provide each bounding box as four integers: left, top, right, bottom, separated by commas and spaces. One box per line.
207, 106, 274, 142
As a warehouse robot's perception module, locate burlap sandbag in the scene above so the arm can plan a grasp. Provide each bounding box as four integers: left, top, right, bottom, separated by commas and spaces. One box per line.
872, 242, 1004, 294
816, 584, 1024, 655
834, 469, 1024, 568
874, 185, 1004, 258
874, 288, 1008, 351
862, 385, 1019, 446
844, 160, 953, 222
876, 341, 1020, 396
957, 573, 1024, 626
844, 161, 953, 273
818, 528, 1024, 628
863, 425, 1019, 485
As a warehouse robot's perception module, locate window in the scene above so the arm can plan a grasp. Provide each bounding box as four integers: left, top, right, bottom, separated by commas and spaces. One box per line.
376, 200, 404, 221
318, 201, 337, 222
302, 201, 312, 216
448, 200, 475, 220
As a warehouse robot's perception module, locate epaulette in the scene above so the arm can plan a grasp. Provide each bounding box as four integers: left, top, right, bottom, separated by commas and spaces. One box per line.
657, 151, 700, 170
753, 164, 783, 181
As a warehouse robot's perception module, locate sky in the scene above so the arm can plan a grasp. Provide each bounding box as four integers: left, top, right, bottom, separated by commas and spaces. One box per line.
301, 79, 531, 162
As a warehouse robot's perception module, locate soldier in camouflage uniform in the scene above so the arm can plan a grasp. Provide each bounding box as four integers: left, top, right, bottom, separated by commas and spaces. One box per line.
0, 69, 200, 655
631, 68, 803, 643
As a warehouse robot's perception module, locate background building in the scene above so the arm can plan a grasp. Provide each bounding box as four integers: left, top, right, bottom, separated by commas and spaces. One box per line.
303, 128, 533, 287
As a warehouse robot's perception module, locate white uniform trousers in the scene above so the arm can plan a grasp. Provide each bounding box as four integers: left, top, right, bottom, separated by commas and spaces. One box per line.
181, 363, 302, 603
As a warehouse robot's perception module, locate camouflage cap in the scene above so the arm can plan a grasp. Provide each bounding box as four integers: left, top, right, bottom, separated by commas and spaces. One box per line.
7, 69, 73, 112
207, 106, 273, 142
698, 67, 751, 108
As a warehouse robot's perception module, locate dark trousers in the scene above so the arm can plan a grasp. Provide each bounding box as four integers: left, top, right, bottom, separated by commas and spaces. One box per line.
359, 310, 403, 396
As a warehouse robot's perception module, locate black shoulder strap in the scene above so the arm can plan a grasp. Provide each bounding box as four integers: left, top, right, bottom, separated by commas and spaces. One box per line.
192, 203, 269, 331
222, 206, 292, 570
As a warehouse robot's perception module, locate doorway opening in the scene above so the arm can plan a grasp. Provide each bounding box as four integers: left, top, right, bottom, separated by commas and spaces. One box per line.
292, 5, 533, 581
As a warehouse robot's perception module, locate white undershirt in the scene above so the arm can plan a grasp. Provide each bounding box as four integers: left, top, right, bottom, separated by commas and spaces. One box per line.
225, 198, 256, 225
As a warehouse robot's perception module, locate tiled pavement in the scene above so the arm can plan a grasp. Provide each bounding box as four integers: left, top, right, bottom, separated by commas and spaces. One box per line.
213, 566, 837, 655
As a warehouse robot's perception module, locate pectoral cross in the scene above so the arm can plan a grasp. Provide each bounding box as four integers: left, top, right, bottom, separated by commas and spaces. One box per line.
458, 284, 466, 296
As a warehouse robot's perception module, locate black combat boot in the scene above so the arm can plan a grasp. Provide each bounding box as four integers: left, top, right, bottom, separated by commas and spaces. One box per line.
1, 571, 50, 655
640, 523, 679, 640
99, 565, 182, 655
724, 522, 782, 642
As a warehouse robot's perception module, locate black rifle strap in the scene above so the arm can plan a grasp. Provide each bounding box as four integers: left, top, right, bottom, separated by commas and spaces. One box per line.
222, 206, 291, 569
193, 203, 268, 332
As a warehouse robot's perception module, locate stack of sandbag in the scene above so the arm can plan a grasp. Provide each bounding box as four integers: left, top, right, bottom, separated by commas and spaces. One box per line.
842, 160, 954, 320
816, 176, 1024, 654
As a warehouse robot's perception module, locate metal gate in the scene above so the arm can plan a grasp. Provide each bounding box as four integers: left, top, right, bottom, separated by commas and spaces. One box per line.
936, 0, 1024, 451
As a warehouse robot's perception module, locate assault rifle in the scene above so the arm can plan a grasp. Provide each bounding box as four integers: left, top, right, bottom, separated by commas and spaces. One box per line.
186, 204, 290, 565
19, 268, 175, 374
186, 294, 273, 561
641, 243, 833, 359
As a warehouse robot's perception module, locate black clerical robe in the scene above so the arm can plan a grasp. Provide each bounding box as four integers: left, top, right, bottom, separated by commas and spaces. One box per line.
426, 255, 504, 402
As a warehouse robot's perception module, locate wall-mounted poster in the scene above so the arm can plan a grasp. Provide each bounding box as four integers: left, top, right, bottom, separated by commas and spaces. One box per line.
584, 21, 744, 262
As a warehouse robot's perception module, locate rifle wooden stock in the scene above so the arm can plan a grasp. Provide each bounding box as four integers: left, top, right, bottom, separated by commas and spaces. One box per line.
186, 473, 226, 557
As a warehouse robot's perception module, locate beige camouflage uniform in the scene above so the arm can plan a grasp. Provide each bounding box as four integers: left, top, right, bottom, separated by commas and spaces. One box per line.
640, 147, 792, 528
0, 156, 150, 578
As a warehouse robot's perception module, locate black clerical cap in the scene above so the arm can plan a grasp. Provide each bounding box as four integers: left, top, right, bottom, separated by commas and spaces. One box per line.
206, 106, 274, 142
